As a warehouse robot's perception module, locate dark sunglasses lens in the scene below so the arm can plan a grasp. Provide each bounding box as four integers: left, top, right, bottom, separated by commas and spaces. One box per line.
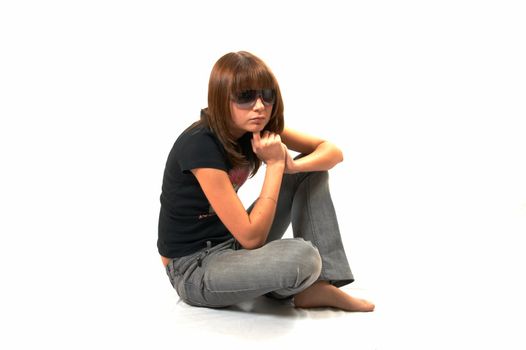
261, 89, 275, 104
236, 90, 258, 104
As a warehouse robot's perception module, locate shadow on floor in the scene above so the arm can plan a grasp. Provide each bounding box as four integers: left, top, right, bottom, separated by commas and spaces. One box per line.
171, 294, 347, 339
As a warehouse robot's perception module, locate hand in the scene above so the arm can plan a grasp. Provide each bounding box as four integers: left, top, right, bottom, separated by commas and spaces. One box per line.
251, 131, 286, 165
282, 144, 299, 174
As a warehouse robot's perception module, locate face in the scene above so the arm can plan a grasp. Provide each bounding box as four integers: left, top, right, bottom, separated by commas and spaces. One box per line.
229, 91, 274, 138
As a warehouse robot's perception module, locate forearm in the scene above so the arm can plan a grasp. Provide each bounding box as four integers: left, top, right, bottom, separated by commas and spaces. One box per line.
245, 162, 285, 248
293, 141, 344, 172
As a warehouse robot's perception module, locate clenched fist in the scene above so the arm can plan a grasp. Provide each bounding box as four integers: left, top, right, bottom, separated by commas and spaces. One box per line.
251, 131, 286, 166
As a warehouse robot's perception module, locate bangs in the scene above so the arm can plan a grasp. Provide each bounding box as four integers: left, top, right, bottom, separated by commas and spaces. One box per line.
230, 59, 275, 93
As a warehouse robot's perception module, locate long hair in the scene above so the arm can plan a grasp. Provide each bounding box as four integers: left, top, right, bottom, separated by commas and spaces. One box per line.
199, 51, 284, 178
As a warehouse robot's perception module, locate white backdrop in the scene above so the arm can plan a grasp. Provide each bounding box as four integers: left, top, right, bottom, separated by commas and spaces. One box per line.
1, 1, 525, 349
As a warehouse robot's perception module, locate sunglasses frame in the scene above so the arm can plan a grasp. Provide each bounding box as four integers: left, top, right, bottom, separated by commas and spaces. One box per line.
232, 89, 276, 110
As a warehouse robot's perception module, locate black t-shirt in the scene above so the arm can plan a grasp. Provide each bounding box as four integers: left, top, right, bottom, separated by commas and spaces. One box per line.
157, 122, 251, 258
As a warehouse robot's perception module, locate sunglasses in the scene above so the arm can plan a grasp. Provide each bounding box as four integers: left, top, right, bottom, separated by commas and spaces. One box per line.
232, 89, 276, 109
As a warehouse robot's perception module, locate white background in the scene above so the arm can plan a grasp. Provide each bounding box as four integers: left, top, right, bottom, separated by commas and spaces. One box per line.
1, 1, 525, 349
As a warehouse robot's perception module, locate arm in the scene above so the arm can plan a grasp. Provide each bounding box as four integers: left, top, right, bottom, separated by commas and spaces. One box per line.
280, 127, 344, 173
191, 132, 285, 250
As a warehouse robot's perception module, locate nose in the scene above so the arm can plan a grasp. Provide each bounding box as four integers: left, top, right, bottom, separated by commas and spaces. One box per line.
253, 97, 265, 110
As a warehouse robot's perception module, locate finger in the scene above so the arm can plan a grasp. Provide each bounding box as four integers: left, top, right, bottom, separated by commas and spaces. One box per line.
282, 143, 289, 157
270, 133, 281, 145
271, 134, 281, 147
252, 132, 260, 148
251, 132, 260, 153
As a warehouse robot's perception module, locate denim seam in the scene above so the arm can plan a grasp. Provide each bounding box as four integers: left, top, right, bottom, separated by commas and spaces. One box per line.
200, 279, 276, 294
203, 286, 273, 293
185, 282, 271, 307
305, 174, 326, 281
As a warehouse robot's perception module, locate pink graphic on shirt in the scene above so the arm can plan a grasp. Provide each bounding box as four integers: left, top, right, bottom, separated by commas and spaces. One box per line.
228, 166, 250, 192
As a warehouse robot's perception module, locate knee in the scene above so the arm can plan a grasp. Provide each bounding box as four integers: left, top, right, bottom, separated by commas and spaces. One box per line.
278, 239, 322, 287
306, 170, 329, 182
298, 240, 322, 284
283, 169, 329, 185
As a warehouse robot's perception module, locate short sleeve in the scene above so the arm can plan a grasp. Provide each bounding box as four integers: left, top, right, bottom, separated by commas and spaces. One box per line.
178, 129, 229, 174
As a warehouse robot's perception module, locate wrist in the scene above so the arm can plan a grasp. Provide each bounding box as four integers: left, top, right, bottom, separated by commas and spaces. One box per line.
265, 159, 285, 169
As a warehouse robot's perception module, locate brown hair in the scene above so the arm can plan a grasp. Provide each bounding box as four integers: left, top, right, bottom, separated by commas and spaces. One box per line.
198, 51, 284, 177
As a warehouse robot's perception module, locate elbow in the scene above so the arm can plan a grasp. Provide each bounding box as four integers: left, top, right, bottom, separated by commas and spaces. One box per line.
239, 238, 265, 250
322, 141, 344, 164
235, 230, 266, 250
328, 141, 344, 164
336, 147, 344, 163
241, 241, 263, 250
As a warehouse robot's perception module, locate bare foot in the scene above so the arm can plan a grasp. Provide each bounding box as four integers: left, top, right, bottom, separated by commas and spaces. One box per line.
294, 281, 375, 312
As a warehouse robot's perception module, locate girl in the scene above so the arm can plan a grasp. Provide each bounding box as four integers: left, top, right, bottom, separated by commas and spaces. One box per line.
158, 51, 374, 312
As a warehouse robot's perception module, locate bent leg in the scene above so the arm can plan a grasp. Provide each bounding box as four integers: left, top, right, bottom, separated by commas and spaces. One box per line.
178, 239, 322, 308
248, 169, 355, 287
291, 170, 354, 287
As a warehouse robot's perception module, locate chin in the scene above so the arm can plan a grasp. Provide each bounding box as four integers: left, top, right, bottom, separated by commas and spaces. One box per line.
247, 125, 265, 133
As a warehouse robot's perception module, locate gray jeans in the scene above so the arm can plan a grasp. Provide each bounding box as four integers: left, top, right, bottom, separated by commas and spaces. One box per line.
165, 170, 354, 308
